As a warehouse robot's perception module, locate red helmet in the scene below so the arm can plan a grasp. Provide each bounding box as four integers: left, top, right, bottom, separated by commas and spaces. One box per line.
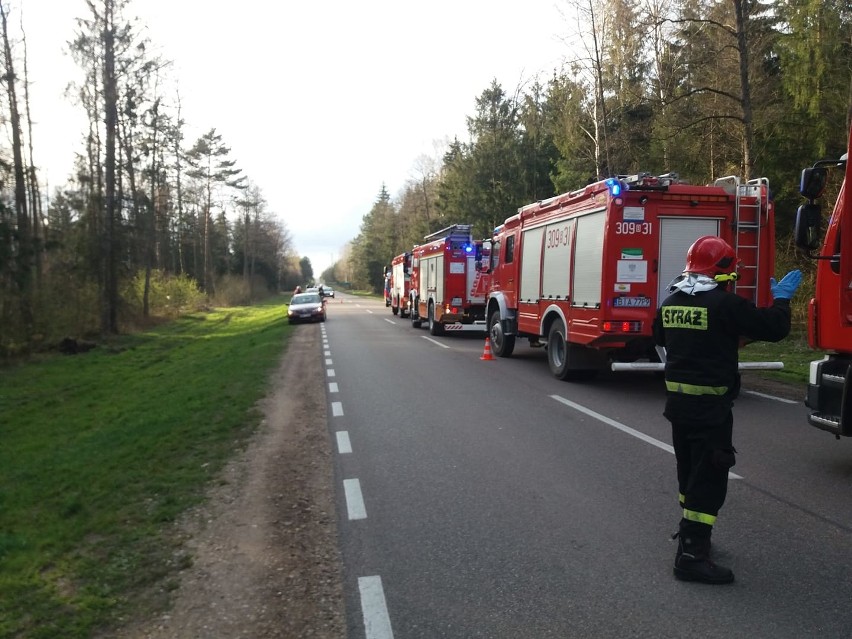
684, 236, 737, 278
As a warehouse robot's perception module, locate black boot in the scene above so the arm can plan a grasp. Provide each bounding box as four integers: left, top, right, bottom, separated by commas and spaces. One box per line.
674, 535, 734, 584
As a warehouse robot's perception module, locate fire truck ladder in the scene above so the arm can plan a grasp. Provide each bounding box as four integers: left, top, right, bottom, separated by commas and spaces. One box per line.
423, 224, 472, 242
715, 176, 768, 304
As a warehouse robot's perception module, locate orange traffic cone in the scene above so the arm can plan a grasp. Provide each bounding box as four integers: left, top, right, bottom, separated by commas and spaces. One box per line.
480, 336, 494, 361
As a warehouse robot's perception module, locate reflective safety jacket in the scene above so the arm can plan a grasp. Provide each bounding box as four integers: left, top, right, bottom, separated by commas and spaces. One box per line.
652, 287, 792, 396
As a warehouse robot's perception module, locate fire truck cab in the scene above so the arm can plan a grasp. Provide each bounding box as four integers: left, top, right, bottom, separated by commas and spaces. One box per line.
390, 251, 412, 317
409, 224, 491, 335
484, 172, 776, 380
794, 128, 852, 437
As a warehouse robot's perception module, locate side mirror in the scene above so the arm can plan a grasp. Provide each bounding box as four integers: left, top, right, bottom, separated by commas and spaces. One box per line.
800, 167, 828, 200
794, 202, 822, 252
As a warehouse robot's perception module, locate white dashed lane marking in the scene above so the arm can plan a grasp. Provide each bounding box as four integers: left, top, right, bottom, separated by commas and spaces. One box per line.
336, 431, 352, 454
422, 336, 450, 349
744, 390, 798, 404
332, 401, 344, 417
344, 478, 367, 520
358, 576, 394, 639
550, 394, 743, 480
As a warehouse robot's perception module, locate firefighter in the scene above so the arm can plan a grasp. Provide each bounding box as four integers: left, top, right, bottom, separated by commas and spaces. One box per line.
652, 235, 801, 584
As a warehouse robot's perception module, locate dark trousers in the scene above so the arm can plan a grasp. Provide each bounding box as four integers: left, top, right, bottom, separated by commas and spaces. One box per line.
665, 393, 735, 538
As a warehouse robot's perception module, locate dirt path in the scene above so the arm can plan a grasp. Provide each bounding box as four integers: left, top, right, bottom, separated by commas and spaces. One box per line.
120, 326, 346, 638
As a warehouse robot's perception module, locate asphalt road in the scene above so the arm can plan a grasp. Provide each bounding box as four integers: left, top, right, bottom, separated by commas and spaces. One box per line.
319, 292, 852, 639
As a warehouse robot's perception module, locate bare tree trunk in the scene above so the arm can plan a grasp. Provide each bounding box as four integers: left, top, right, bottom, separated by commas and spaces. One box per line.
174, 94, 186, 274
19, 14, 42, 287
102, 0, 119, 333
143, 98, 162, 318
587, 0, 611, 176
0, 0, 33, 333
732, 0, 754, 179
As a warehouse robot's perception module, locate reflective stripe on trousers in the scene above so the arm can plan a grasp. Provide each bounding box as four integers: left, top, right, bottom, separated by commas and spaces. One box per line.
683, 507, 717, 526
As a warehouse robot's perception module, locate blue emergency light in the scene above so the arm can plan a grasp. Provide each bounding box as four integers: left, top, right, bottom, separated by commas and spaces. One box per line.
605, 178, 622, 197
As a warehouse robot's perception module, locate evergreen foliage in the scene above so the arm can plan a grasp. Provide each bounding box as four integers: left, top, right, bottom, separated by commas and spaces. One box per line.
344, 0, 851, 293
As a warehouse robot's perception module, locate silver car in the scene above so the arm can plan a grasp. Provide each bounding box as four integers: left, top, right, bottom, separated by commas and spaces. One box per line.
287, 293, 326, 324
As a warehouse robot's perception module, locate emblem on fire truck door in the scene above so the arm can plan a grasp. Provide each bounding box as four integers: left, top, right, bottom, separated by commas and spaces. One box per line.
617, 260, 648, 283
470, 271, 489, 297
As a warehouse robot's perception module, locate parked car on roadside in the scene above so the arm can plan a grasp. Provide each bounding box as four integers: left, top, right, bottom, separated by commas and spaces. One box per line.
287, 293, 326, 324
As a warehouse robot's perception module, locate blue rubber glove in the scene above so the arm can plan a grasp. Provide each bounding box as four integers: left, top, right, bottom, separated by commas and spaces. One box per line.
770, 270, 802, 300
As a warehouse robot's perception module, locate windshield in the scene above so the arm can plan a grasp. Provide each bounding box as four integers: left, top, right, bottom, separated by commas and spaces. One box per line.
291, 294, 321, 304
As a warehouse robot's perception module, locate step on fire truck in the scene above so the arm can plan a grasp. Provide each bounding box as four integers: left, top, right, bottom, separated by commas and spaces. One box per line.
390, 251, 412, 317
409, 224, 491, 335
794, 127, 852, 438
482, 172, 777, 380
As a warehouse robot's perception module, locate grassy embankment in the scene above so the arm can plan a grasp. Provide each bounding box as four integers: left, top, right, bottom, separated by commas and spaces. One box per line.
0, 299, 294, 639
0, 289, 819, 638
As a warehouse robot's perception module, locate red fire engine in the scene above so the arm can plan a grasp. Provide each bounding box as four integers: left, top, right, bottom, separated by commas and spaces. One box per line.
483, 172, 776, 379
794, 127, 852, 437
408, 224, 491, 335
389, 252, 412, 317
383, 268, 392, 307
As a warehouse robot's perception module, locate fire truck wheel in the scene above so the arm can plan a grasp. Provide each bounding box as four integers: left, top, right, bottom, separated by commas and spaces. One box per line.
411, 301, 422, 328
547, 318, 593, 381
489, 309, 515, 357
428, 304, 443, 336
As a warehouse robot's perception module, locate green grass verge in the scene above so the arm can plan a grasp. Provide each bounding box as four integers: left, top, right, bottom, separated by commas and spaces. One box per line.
0, 299, 293, 638
739, 327, 815, 386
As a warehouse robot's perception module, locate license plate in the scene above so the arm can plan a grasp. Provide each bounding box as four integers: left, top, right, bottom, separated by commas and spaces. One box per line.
614, 296, 651, 308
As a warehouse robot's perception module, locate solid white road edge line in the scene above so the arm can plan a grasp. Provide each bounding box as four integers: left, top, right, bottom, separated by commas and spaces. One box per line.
422, 336, 451, 349
332, 401, 344, 417
358, 576, 394, 639
549, 394, 743, 480
743, 390, 798, 404
336, 431, 352, 454
344, 478, 367, 520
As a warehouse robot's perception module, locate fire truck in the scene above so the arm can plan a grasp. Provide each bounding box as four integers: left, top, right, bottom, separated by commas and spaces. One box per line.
794, 127, 852, 437
383, 268, 392, 307
408, 224, 491, 335
390, 251, 412, 317
483, 172, 777, 380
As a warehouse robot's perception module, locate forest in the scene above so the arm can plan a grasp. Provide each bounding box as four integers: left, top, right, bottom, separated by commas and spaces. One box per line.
0, 0, 310, 356
342, 0, 852, 295
1, 0, 851, 356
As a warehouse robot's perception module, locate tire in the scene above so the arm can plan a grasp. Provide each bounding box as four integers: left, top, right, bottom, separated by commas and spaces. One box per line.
547, 319, 598, 381
547, 319, 573, 380
489, 309, 515, 357
428, 303, 443, 336
411, 299, 422, 328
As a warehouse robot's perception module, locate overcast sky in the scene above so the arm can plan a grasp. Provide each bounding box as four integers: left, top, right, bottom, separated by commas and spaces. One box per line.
20, 0, 575, 276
